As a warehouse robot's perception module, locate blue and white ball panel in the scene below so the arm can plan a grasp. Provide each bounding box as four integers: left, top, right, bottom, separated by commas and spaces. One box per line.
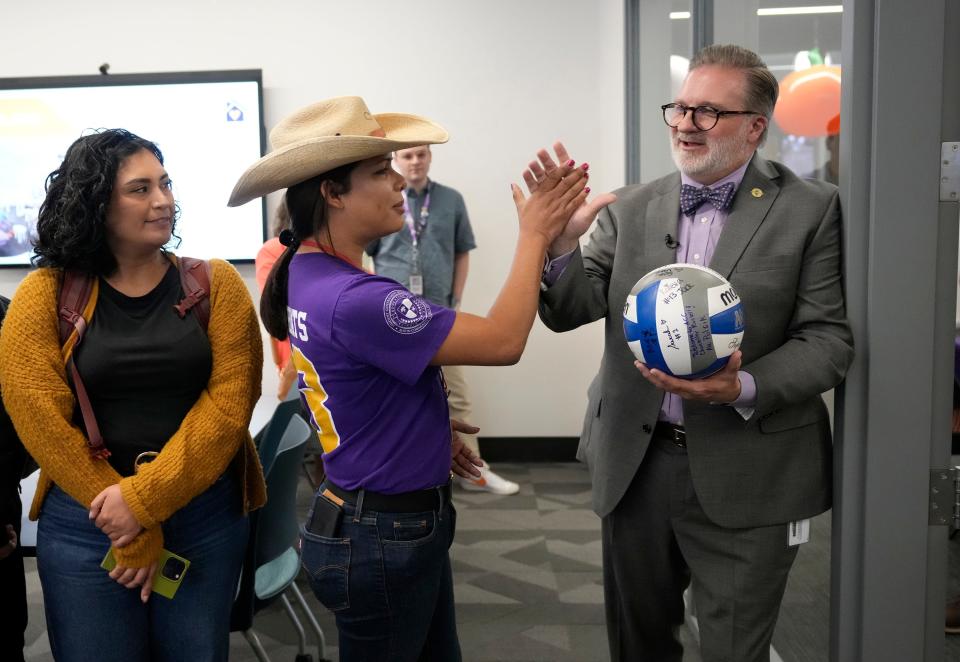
669, 274, 714, 376
622, 264, 746, 378
623, 278, 686, 374
624, 277, 694, 376
706, 283, 745, 358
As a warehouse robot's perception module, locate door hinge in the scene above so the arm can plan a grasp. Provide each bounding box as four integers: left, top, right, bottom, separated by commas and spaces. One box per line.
929, 467, 958, 526
941, 142, 960, 202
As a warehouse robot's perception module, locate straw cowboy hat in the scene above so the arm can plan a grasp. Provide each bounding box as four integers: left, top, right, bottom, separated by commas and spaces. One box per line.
228, 96, 448, 207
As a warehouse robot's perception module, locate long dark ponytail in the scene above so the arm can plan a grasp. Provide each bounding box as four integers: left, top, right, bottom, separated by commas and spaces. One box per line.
260, 161, 358, 339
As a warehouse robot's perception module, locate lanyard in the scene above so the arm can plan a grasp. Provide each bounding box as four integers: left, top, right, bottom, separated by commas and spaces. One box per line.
402, 185, 432, 248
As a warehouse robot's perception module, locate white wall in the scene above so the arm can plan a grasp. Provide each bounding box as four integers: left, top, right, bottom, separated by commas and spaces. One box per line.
0, 0, 625, 437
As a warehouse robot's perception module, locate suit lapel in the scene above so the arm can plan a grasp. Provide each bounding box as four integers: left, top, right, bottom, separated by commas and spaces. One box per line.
708, 156, 780, 278
643, 175, 681, 268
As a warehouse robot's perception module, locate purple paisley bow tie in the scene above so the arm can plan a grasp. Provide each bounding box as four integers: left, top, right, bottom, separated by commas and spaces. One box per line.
679, 182, 736, 216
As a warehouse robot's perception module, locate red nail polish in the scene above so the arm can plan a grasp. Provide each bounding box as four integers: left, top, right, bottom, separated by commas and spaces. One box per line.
566, 159, 575, 167
585, 187, 591, 194
582, 163, 590, 171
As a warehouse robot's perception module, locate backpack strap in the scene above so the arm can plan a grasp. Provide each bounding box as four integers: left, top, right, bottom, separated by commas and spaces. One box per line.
58, 270, 95, 351
174, 257, 212, 332
58, 270, 109, 460
57, 260, 212, 461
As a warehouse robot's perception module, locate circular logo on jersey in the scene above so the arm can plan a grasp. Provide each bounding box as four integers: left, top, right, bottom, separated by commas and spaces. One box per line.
383, 289, 433, 335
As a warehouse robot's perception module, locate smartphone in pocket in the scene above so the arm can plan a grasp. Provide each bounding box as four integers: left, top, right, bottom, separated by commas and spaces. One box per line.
306, 490, 344, 538
101, 547, 191, 599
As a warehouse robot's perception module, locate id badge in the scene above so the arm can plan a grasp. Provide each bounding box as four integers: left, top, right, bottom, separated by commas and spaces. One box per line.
409, 274, 424, 295
788, 519, 810, 546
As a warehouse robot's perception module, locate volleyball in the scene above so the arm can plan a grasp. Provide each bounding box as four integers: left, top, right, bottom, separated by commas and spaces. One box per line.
622, 264, 745, 378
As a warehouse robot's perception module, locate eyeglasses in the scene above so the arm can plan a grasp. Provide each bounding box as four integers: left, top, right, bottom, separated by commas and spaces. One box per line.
661, 103, 761, 132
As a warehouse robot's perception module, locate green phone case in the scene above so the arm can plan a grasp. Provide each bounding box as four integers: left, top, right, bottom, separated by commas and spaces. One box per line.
101, 548, 191, 599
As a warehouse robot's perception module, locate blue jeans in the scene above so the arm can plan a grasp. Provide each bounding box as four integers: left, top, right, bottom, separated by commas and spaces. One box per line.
300, 486, 461, 662
37, 474, 248, 662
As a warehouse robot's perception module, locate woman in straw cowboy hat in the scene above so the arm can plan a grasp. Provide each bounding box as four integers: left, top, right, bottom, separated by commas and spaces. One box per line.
228, 96, 609, 660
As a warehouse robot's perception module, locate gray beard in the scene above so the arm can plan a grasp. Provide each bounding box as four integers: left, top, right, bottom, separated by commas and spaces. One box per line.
670, 126, 750, 183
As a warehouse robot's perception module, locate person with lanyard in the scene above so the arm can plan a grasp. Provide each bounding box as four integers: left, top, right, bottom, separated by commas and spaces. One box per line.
227, 96, 608, 661
534, 44, 852, 661
367, 145, 520, 495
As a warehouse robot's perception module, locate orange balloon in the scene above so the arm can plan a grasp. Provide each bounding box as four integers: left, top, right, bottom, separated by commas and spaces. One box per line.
773, 65, 841, 137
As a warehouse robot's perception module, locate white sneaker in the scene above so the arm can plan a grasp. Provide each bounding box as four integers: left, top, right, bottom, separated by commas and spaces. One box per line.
457, 465, 520, 495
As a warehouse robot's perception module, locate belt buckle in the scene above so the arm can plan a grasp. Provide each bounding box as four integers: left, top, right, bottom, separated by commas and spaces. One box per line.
671, 427, 687, 448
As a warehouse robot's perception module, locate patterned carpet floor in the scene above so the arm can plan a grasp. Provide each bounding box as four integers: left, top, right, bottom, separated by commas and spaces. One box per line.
20, 461, 956, 661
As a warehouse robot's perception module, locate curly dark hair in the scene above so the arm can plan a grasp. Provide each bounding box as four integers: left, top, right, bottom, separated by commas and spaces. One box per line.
32, 129, 180, 275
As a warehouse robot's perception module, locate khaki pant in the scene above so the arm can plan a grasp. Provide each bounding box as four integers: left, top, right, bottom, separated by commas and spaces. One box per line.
443, 364, 479, 456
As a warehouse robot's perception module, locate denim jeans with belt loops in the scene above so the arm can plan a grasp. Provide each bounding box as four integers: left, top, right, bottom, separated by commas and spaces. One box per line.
36, 473, 248, 662
300, 485, 461, 662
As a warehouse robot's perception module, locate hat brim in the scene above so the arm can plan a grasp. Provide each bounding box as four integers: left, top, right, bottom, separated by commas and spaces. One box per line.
227, 112, 448, 207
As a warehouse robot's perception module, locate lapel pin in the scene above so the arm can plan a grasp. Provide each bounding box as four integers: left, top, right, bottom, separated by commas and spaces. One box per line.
751, 188, 763, 198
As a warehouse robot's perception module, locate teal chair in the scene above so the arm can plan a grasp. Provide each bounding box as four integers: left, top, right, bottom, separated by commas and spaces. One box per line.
233, 399, 330, 662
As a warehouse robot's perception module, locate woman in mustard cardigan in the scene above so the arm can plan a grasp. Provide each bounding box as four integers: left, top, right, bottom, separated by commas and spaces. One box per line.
0, 129, 266, 662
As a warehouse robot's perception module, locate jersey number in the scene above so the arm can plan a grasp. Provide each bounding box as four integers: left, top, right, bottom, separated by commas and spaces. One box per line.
291, 346, 340, 453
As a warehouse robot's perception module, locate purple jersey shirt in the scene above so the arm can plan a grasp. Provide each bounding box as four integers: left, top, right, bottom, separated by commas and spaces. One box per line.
287, 252, 456, 493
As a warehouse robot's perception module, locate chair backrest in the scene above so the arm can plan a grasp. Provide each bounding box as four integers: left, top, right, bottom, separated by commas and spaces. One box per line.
256, 412, 312, 567
231, 400, 310, 632
256, 398, 302, 478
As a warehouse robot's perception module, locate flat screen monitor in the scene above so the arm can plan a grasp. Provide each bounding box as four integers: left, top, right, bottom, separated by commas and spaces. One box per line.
0, 70, 266, 265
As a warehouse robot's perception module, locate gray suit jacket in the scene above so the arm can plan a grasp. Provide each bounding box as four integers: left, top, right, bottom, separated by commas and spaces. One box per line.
539, 155, 854, 527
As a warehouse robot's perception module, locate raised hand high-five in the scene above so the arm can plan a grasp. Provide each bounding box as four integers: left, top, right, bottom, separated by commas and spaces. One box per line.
510, 158, 589, 245
522, 141, 617, 257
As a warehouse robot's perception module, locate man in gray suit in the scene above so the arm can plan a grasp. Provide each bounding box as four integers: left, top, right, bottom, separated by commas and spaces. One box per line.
535, 45, 853, 661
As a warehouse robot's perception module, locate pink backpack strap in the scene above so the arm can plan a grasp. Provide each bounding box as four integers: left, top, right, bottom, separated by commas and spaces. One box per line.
173, 257, 212, 332
58, 271, 109, 460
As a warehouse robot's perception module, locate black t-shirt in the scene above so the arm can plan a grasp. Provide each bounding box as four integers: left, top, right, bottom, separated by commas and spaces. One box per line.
73, 264, 213, 476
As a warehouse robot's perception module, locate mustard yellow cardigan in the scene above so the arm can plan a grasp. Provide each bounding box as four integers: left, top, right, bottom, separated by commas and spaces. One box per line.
0, 258, 267, 568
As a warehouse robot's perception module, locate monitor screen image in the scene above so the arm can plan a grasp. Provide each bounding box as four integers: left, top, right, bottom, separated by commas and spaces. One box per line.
0, 70, 266, 265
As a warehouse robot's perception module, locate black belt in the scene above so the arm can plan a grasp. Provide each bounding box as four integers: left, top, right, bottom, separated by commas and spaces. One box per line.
325, 480, 451, 514
653, 422, 687, 449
